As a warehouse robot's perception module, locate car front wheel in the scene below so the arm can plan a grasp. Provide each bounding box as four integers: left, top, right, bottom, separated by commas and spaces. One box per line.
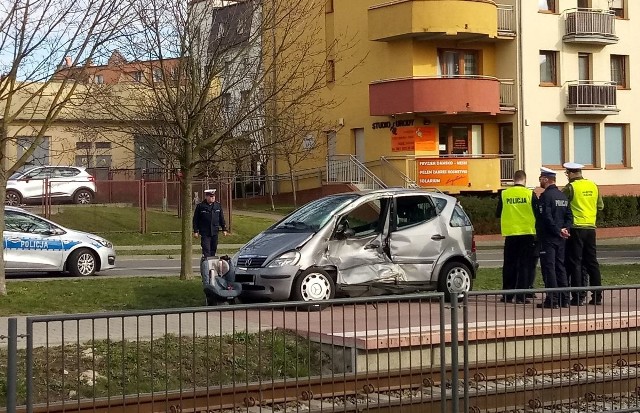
74, 189, 94, 204
68, 249, 98, 276
5, 190, 21, 206
437, 261, 473, 303
291, 268, 335, 307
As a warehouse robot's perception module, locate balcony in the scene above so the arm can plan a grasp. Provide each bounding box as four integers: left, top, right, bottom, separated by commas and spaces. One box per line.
369, 76, 500, 116
563, 9, 618, 45
368, 0, 498, 42
564, 81, 619, 116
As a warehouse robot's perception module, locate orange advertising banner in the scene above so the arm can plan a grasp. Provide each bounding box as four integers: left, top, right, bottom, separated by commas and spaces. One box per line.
391, 127, 415, 152
391, 126, 437, 152
414, 126, 437, 151
417, 158, 469, 187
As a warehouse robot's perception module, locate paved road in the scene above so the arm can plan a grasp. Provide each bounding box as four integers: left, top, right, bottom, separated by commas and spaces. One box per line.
6, 248, 640, 281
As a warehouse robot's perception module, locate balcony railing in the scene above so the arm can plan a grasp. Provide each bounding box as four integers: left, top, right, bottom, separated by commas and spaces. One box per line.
499, 79, 515, 110
497, 4, 516, 36
563, 8, 618, 44
564, 81, 619, 115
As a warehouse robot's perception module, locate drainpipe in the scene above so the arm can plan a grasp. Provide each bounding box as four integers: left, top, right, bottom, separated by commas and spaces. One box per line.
516, 0, 526, 171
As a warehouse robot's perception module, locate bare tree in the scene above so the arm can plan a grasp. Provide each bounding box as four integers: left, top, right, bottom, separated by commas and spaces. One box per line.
0, 0, 134, 295
82, 0, 357, 280
271, 104, 328, 207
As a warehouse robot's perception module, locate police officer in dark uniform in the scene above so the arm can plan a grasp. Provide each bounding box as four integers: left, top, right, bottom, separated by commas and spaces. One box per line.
562, 162, 604, 306
495, 170, 538, 303
193, 189, 228, 258
536, 167, 572, 309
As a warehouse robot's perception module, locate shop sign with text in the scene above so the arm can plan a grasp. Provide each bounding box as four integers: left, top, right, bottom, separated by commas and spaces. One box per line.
417, 158, 469, 187
391, 126, 437, 152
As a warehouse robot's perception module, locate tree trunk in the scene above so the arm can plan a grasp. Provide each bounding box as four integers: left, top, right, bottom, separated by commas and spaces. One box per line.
0, 186, 6, 296
289, 166, 297, 207
180, 170, 194, 280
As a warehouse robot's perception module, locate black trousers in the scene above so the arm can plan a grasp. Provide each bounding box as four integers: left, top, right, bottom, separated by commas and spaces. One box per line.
539, 239, 570, 306
502, 235, 536, 301
200, 232, 220, 258
566, 228, 602, 302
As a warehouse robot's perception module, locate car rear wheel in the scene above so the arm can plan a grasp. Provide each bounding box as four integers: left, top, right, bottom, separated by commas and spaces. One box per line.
437, 261, 473, 303
5, 190, 21, 206
73, 189, 94, 204
291, 268, 335, 309
68, 249, 98, 276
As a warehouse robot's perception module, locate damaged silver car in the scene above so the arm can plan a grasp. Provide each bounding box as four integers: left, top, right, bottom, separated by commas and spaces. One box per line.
233, 188, 478, 303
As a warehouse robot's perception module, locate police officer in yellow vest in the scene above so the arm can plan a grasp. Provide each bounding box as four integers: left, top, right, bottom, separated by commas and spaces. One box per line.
562, 162, 604, 305
495, 170, 538, 303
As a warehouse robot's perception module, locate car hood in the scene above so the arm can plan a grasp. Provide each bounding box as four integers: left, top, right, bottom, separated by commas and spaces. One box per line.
236, 231, 312, 261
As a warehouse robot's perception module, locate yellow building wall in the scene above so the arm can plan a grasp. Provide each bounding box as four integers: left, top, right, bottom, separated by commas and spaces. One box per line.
273, 0, 506, 192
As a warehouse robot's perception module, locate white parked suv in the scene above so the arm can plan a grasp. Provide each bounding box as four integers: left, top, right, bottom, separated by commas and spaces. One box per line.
5, 166, 96, 206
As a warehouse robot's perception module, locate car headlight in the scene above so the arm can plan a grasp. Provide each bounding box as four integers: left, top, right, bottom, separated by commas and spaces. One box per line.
267, 251, 301, 268
88, 236, 113, 248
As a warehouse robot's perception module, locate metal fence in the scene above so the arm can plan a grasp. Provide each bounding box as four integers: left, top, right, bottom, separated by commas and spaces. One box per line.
2, 285, 640, 412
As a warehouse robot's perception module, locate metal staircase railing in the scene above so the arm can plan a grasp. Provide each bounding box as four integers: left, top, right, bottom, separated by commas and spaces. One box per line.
326, 155, 386, 190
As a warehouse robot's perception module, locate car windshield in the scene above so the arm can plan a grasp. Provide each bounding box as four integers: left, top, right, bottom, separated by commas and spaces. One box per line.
9, 167, 36, 180
273, 193, 360, 232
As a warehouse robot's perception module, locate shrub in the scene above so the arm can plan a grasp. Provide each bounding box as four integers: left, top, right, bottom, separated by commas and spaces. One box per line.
458, 194, 640, 234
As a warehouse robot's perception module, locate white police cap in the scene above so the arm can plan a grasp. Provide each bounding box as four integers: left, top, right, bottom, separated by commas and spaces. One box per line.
563, 162, 584, 170
539, 167, 556, 177
204, 189, 216, 195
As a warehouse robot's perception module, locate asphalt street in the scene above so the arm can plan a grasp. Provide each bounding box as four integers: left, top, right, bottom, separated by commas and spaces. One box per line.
6, 247, 640, 280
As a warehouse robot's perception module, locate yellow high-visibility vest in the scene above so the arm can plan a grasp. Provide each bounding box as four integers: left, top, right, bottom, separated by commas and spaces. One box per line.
500, 186, 536, 236
569, 179, 599, 227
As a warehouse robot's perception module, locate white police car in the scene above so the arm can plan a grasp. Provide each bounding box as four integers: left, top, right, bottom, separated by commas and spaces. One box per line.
3, 206, 116, 276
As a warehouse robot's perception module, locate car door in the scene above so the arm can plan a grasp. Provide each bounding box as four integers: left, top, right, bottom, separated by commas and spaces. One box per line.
326, 196, 400, 284
389, 194, 447, 281
19, 167, 50, 201
4, 210, 63, 271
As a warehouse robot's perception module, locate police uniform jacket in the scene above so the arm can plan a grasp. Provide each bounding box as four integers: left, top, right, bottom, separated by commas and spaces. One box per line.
536, 184, 573, 242
192, 201, 227, 236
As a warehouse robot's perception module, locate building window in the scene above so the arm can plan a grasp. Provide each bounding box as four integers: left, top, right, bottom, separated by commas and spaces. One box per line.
611, 55, 628, 88
327, 59, 335, 83
95, 155, 112, 167
539, 51, 558, 86
577, 0, 590, 8
574, 124, 596, 167
605, 124, 627, 167
76, 141, 92, 150
578, 53, 591, 82
95, 142, 112, 149
94, 74, 104, 84
17, 136, 50, 166
609, 0, 625, 18
538, 0, 557, 13
153, 68, 163, 82
221, 93, 231, 112
541, 123, 564, 166
132, 71, 143, 82
438, 50, 479, 77
240, 90, 250, 107
75, 155, 92, 167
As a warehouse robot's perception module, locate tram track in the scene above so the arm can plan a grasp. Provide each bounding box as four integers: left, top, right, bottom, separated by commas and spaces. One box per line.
13, 348, 640, 413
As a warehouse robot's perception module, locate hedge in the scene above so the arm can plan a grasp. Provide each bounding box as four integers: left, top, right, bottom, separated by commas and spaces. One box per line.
457, 195, 640, 235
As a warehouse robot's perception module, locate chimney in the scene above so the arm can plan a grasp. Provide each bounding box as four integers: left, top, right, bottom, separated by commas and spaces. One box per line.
65, 56, 72, 67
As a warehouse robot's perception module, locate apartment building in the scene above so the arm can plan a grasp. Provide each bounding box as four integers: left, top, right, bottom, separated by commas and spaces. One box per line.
266, 0, 637, 196
520, 0, 637, 194
6, 51, 182, 176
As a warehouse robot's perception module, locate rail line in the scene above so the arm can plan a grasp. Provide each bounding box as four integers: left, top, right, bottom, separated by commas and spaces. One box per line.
12, 348, 640, 413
